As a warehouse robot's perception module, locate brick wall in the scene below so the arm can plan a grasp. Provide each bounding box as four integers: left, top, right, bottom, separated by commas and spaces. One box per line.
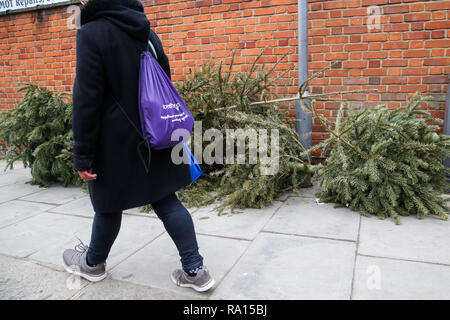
0, 6, 77, 109
307, 0, 450, 148
0, 0, 449, 152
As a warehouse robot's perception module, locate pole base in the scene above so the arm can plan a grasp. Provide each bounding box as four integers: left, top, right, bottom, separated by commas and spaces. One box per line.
300, 174, 313, 188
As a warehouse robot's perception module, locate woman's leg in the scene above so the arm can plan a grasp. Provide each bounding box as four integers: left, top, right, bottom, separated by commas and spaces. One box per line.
87, 211, 122, 266
152, 193, 204, 273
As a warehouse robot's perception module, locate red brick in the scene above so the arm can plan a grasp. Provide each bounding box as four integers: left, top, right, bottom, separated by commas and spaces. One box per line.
384, 5, 409, 14
326, 19, 349, 27
345, 43, 369, 51
425, 40, 450, 48
423, 76, 449, 84
404, 13, 431, 22
324, 1, 347, 9
425, 1, 450, 11
404, 32, 430, 40
426, 21, 450, 30
404, 50, 430, 58
363, 34, 388, 42
432, 30, 446, 39
424, 58, 450, 67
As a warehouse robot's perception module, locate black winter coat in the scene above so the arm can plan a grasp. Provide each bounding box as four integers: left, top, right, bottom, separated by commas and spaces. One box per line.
72, 0, 191, 213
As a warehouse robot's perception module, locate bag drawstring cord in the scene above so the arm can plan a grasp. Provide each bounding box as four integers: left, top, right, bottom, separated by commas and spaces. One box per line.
110, 94, 152, 174
137, 138, 152, 174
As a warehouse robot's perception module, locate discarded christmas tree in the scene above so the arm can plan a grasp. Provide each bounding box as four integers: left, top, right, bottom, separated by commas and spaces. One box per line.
0, 83, 82, 187
166, 50, 313, 213
311, 94, 450, 224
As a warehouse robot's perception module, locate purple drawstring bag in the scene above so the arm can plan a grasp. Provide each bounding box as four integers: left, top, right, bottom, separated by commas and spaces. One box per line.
138, 50, 194, 150
112, 40, 198, 178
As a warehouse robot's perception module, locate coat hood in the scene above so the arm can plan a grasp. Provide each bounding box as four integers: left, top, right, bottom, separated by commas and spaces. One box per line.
80, 0, 150, 44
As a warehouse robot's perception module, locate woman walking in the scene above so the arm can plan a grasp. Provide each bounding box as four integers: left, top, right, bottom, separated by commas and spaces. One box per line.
62, 0, 214, 292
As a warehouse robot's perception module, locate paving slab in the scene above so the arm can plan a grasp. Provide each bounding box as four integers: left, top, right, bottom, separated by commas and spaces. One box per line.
20, 185, 86, 205
192, 202, 282, 240
124, 203, 199, 217
264, 197, 360, 241
29, 214, 166, 269
74, 278, 204, 300
0, 173, 31, 188
210, 232, 355, 300
0, 161, 30, 175
8, 167, 30, 176
123, 206, 158, 218
358, 215, 450, 265
2, 159, 450, 300
110, 233, 250, 298
51, 196, 160, 219
352, 255, 450, 300
0, 212, 93, 259
0, 200, 55, 229
0, 182, 44, 204
48, 196, 94, 218
274, 191, 292, 202
0, 212, 165, 269
1, 168, 31, 177
0, 254, 89, 300
274, 183, 322, 201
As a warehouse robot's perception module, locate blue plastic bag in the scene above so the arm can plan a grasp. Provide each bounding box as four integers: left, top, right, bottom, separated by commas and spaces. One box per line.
184, 143, 203, 182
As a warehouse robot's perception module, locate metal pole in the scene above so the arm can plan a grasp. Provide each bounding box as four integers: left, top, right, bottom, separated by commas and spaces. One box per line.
296, 0, 313, 186
444, 75, 450, 192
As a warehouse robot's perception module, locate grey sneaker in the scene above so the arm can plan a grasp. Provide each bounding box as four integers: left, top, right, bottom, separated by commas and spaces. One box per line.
171, 266, 215, 292
62, 240, 107, 282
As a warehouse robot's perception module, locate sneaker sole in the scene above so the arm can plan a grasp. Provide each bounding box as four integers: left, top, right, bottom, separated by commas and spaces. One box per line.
171, 273, 215, 292
62, 260, 107, 283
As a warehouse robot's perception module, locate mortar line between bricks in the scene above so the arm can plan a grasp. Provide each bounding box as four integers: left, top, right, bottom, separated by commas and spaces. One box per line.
350, 214, 362, 300
261, 229, 357, 243
356, 253, 450, 268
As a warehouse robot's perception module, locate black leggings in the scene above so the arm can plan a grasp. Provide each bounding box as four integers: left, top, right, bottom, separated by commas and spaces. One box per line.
87, 193, 203, 272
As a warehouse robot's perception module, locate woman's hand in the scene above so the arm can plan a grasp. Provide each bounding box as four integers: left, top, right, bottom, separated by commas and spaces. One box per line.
78, 169, 97, 181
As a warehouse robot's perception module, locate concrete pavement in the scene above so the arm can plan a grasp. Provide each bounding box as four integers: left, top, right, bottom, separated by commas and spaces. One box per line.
0, 160, 449, 300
